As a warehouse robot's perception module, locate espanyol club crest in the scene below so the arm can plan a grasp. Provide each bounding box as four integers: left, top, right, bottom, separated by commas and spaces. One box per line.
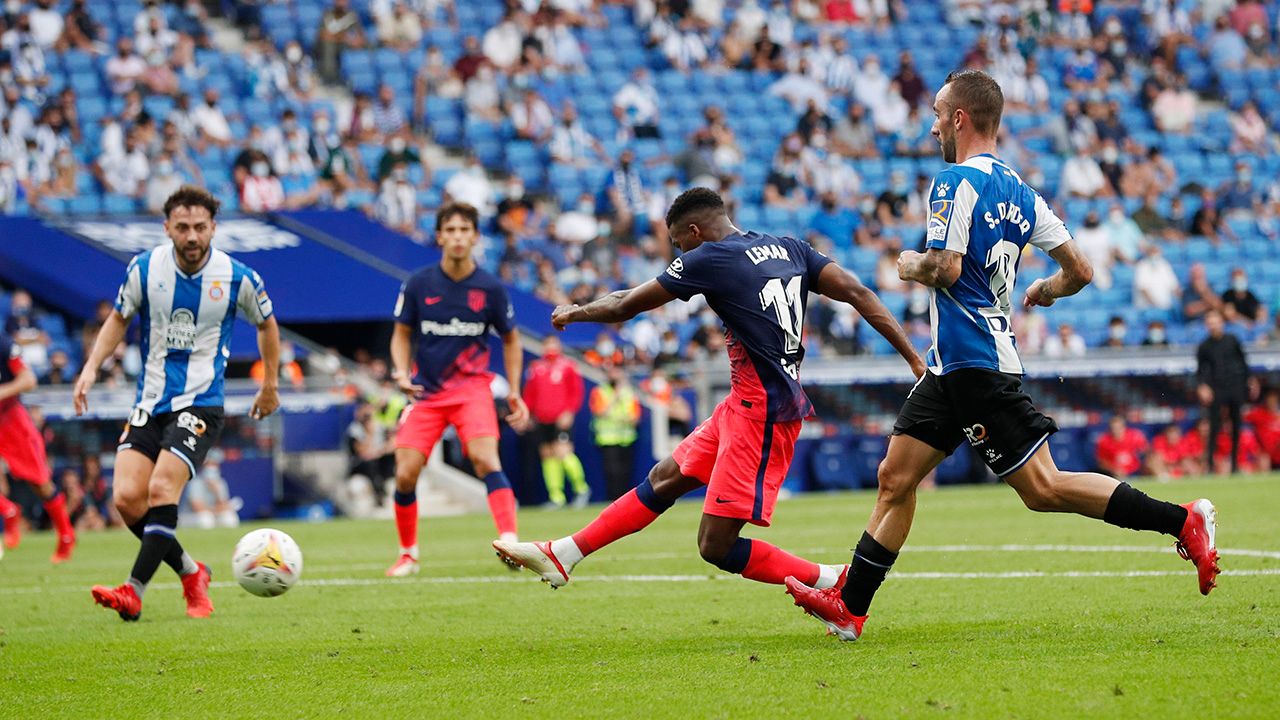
468, 289, 486, 313
208, 281, 224, 301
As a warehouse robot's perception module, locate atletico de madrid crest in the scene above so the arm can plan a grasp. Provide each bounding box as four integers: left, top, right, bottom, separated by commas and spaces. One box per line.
468, 289, 486, 313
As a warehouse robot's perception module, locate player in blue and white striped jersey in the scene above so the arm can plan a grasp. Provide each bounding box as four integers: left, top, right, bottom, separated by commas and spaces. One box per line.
74, 186, 282, 621
786, 70, 1220, 642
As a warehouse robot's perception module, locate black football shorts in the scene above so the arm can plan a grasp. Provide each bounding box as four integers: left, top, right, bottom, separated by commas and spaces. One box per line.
118, 406, 226, 479
892, 369, 1057, 477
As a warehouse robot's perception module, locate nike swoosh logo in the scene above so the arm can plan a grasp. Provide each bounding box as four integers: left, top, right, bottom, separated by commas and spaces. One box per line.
714, 497, 732, 504
424, 297, 443, 305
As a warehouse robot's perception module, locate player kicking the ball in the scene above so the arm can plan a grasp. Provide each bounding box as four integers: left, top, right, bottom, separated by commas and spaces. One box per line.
0, 329, 76, 562
495, 188, 924, 599
76, 186, 281, 621
784, 70, 1219, 641
385, 202, 528, 577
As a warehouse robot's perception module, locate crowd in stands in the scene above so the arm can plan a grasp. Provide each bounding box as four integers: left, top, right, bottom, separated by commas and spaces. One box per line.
5, 1, 1280, 376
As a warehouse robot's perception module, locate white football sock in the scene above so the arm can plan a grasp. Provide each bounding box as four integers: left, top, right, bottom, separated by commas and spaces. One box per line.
814, 564, 845, 589
549, 536, 584, 571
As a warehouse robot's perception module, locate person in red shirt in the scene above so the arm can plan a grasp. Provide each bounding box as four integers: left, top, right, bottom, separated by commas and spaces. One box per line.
1095, 415, 1148, 479
0, 330, 76, 561
1148, 424, 1190, 480
523, 336, 588, 507
1181, 417, 1270, 475
1243, 389, 1280, 465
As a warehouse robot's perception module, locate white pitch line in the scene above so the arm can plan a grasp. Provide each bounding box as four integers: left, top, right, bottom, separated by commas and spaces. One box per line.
276, 544, 1280, 572
3, 568, 1278, 596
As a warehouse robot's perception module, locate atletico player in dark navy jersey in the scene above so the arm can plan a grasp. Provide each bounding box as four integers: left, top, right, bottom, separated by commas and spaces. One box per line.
494, 188, 925, 605
386, 202, 528, 577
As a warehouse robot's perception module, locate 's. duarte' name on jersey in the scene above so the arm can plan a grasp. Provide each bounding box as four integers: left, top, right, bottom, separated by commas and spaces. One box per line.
420, 318, 487, 336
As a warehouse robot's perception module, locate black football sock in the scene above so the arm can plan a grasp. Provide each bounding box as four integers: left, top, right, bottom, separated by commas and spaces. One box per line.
841, 531, 898, 616
128, 505, 180, 596
1103, 482, 1187, 537
128, 518, 197, 575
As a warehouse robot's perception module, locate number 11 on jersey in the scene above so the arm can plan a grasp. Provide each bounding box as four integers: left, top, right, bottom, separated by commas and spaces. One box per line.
760, 276, 804, 355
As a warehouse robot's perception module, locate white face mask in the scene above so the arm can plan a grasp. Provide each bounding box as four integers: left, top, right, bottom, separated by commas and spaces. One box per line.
314, 118, 330, 134
1233, 277, 1249, 293
286, 45, 302, 63
251, 161, 269, 177
1110, 325, 1126, 341
389, 137, 406, 153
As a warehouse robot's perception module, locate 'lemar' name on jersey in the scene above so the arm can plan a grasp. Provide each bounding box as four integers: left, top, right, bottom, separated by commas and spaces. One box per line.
656, 232, 831, 423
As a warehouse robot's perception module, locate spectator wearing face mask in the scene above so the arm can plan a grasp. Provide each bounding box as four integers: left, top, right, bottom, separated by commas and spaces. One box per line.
1103, 316, 1129, 349
375, 160, 418, 235
376, 130, 424, 183
1044, 323, 1086, 358
239, 152, 286, 212
1142, 320, 1170, 348
1221, 267, 1266, 327
144, 152, 184, 214
584, 332, 625, 368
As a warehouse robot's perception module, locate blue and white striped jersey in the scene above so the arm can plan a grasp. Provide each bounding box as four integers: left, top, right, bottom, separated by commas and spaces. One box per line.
114, 246, 273, 415
924, 153, 1071, 376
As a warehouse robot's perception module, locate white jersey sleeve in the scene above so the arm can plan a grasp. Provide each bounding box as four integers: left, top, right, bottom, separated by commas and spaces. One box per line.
925, 170, 979, 255
113, 255, 145, 320
236, 268, 274, 325
1028, 193, 1071, 252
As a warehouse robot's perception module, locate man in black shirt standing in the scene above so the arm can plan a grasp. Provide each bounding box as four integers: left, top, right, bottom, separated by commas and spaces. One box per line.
1197, 310, 1254, 474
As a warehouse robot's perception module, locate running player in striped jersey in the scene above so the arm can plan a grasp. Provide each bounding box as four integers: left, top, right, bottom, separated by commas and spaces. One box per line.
74, 185, 282, 621
785, 71, 1219, 642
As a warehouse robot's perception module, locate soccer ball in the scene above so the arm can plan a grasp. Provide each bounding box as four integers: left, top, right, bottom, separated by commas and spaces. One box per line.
232, 528, 303, 597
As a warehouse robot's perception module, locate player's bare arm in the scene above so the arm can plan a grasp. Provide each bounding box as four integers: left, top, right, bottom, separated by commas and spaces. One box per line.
551, 279, 676, 330
1023, 241, 1094, 309
251, 315, 281, 420
0, 363, 36, 402
390, 321, 425, 398
896, 248, 962, 288
501, 329, 530, 427
815, 263, 926, 378
73, 309, 129, 415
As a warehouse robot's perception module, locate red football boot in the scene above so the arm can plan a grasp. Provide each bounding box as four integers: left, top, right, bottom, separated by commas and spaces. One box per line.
181, 562, 214, 618
784, 576, 866, 641
1176, 499, 1220, 596
91, 583, 142, 621
51, 533, 75, 564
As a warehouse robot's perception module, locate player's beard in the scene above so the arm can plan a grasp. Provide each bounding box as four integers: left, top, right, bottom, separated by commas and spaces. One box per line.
941, 133, 957, 164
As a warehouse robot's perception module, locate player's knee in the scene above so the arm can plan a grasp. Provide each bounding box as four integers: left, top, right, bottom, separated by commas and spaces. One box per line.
696, 531, 735, 566
1016, 476, 1064, 513
876, 461, 915, 505
470, 454, 501, 478
113, 486, 147, 517
393, 466, 418, 492
646, 459, 681, 497
146, 472, 185, 506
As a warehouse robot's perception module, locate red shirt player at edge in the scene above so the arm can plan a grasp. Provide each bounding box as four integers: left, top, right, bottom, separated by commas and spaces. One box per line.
0, 329, 76, 561
385, 202, 530, 577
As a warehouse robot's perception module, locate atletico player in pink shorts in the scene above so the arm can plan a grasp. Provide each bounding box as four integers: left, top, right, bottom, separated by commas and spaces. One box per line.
385, 203, 529, 576
495, 188, 924, 606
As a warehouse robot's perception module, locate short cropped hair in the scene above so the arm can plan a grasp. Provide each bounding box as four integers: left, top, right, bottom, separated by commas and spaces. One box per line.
943, 69, 1004, 137
163, 185, 221, 219
436, 202, 479, 232
664, 187, 724, 228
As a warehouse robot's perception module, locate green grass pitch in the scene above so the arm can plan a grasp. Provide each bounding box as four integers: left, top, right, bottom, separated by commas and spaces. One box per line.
2, 475, 1277, 719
